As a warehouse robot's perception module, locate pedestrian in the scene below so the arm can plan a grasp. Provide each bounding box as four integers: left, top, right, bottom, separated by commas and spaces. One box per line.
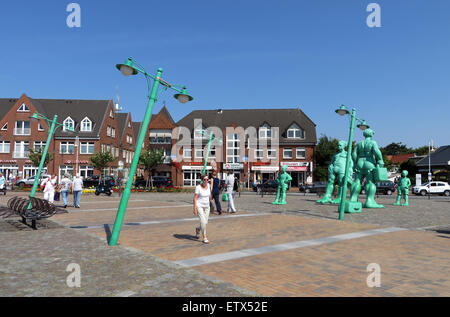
0, 173, 5, 193
225, 171, 237, 213
8, 173, 15, 190
41, 175, 57, 204
60, 173, 72, 208
210, 172, 222, 215
193, 174, 212, 244
72, 174, 83, 208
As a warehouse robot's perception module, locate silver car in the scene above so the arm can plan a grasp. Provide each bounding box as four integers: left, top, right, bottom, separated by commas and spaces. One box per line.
15, 175, 51, 188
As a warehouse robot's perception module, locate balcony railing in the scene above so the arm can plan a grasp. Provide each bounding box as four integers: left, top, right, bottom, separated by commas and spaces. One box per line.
14, 128, 31, 136
13, 151, 30, 159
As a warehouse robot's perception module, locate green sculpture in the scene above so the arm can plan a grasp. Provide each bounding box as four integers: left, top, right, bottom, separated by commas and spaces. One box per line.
317, 140, 353, 205
348, 128, 385, 211
272, 165, 292, 205
394, 170, 411, 206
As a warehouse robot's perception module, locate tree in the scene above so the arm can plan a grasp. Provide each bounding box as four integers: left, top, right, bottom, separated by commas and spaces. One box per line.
380, 142, 411, 156
399, 159, 418, 183
28, 148, 54, 170
411, 146, 429, 156
139, 148, 165, 188
90, 151, 115, 180
314, 135, 339, 181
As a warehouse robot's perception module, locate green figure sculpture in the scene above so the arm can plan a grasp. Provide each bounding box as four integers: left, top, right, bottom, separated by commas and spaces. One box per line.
348, 128, 385, 210
394, 170, 411, 206
273, 165, 292, 205
317, 140, 353, 204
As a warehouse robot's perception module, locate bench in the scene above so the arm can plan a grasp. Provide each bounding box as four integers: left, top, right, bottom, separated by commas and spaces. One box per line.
0, 196, 65, 230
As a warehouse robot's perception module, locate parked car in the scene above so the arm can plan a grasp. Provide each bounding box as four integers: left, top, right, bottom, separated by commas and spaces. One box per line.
254, 179, 279, 194
299, 181, 327, 194
15, 174, 51, 188
83, 175, 115, 188
375, 181, 396, 195
134, 176, 173, 188
413, 181, 450, 196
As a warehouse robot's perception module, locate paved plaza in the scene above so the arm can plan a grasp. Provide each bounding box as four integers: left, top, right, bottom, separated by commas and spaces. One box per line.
0, 191, 449, 297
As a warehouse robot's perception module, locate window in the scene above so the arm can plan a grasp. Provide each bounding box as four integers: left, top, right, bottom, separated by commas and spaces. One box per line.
255, 149, 264, 159
116, 148, 119, 158
268, 149, 277, 159
79, 166, 94, 178
127, 135, 133, 144
226, 133, 241, 163
195, 149, 203, 159
38, 123, 44, 131
283, 148, 293, 159
287, 123, 305, 139
1, 123, 7, 131
111, 128, 116, 138
81, 117, 92, 132
60, 142, 75, 154
14, 141, 29, 158
17, 104, 30, 112
63, 117, 75, 131
107, 126, 111, 137
14, 121, 31, 135
296, 148, 306, 159
110, 110, 114, 118
128, 121, 131, 128
194, 125, 206, 139
80, 142, 95, 154
183, 148, 192, 159
101, 144, 105, 153
0, 141, 10, 153
34, 141, 46, 151
259, 123, 272, 139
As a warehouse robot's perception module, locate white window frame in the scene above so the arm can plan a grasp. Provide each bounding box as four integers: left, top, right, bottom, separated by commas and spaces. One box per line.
14, 141, 30, 158
60, 142, 75, 154
111, 128, 116, 138
38, 123, 44, 131
110, 110, 114, 118
80, 142, 95, 155
255, 149, 264, 159
63, 117, 75, 132
81, 117, 92, 132
268, 149, 277, 159
34, 141, 46, 152
287, 123, 305, 139
183, 148, 192, 159
283, 148, 293, 159
259, 123, 272, 139
194, 125, 207, 139
195, 149, 204, 159
296, 148, 306, 159
107, 126, 111, 137
1, 122, 8, 131
17, 104, 30, 112
226, 133, 241, 164
0, 141, 10, 153
14, 121, 31, 135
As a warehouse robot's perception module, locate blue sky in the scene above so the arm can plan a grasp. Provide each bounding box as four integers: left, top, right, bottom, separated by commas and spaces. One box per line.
1, 0, 449, 148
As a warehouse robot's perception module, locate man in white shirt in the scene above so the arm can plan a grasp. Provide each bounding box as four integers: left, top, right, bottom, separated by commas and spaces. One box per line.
72, 174, 83, 208
225, 171, 237, 213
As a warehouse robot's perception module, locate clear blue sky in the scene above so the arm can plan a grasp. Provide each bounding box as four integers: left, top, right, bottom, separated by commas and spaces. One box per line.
1, 0, 449, 148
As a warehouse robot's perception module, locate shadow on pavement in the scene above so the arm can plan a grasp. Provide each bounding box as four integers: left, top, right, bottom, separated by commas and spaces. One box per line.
173, 234, 200, 242
104, 224, 112, 244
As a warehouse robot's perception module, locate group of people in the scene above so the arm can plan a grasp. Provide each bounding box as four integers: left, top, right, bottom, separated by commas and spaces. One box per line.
40, 174, 84, 208
193, 170, 239, 244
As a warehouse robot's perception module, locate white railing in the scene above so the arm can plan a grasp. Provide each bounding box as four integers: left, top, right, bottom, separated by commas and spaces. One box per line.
14, 128, 31, 135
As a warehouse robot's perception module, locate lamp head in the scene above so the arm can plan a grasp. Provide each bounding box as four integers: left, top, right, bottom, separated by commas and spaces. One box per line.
65, 126, 75, 133
335, 105, 350, 116
116, 58, 138, 76
174, 87, 193, 104
357, 120, 370, 131
29, 113, 40, 121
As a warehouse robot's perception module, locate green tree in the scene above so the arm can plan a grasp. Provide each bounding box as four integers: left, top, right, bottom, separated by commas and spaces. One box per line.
314, 135, 339, 181
90, 151, 115, 180
380, 142, 411, 155
28, 148, 54, 169
411, 146, 429, 156
399, 159, 418, 182
139, 148, 165, 188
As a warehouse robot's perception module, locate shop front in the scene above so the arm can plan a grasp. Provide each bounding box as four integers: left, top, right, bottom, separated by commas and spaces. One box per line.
223, 163, 244, 181
251, 164, 279, 184
182, 165, 212, 187
280, 162, 310, 187
0, 160, 19, 179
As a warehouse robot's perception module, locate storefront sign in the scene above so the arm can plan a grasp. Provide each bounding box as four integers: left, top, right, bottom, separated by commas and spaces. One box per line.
64, 160, 90, 164
251, 166, 279, 172
0, 160, 17, 164
182, 166, 212, 171
280, 162, 309, 167
223, 163, 244, 170
286, 166, 308, 171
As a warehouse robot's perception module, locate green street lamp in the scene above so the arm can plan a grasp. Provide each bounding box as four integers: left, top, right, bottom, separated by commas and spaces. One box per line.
109, 57, 193, 246
335, 105, 369, 220
28, 113, 74, 207
198, 130, 222, 176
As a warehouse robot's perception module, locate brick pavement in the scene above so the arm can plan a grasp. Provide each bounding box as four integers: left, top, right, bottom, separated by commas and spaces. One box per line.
1, 191, 449, 296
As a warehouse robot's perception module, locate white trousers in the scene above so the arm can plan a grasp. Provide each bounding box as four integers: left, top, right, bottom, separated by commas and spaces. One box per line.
227, 189, 236, 212
196, 205, 210, 236
44, 191, 55, 204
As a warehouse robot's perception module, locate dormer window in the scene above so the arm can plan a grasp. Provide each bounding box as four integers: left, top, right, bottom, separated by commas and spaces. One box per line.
287, 123, 304, 139
63, 117, 75, 131
17, 104, 30, 112
1, 123, 7, 131
110, 110, 114, 118
81, 117, 92, 132
38, 123, 44, 131
259, 123, 272, 138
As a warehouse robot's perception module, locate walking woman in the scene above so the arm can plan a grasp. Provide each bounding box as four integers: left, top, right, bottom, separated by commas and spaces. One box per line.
193, 174, 212, 244
210, 172, 222, 215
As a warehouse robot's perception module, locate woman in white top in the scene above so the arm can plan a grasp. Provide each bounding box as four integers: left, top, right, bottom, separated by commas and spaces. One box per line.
193, 174, 213, 244
41, 175, 57, 203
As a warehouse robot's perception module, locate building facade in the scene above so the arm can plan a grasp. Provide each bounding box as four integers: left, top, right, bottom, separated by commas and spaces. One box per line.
174, 108, 317, 187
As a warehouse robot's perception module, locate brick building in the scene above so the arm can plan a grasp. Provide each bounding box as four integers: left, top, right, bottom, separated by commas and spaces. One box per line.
174, 108, 317, 187
0, 94, 127, 180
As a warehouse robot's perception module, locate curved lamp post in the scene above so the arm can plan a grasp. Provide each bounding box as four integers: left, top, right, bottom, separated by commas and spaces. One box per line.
198, 130, 223, 176
28, 113, 74, 207
335, 105, 369, 220
109, 57, 193, 246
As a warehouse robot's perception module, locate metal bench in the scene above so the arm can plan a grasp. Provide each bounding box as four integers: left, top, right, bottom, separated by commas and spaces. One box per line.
0, 196, 65, 230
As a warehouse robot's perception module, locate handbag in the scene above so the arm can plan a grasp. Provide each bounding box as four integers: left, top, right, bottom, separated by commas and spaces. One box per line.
374, 167, 388, 182
222, 193, 229, 202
